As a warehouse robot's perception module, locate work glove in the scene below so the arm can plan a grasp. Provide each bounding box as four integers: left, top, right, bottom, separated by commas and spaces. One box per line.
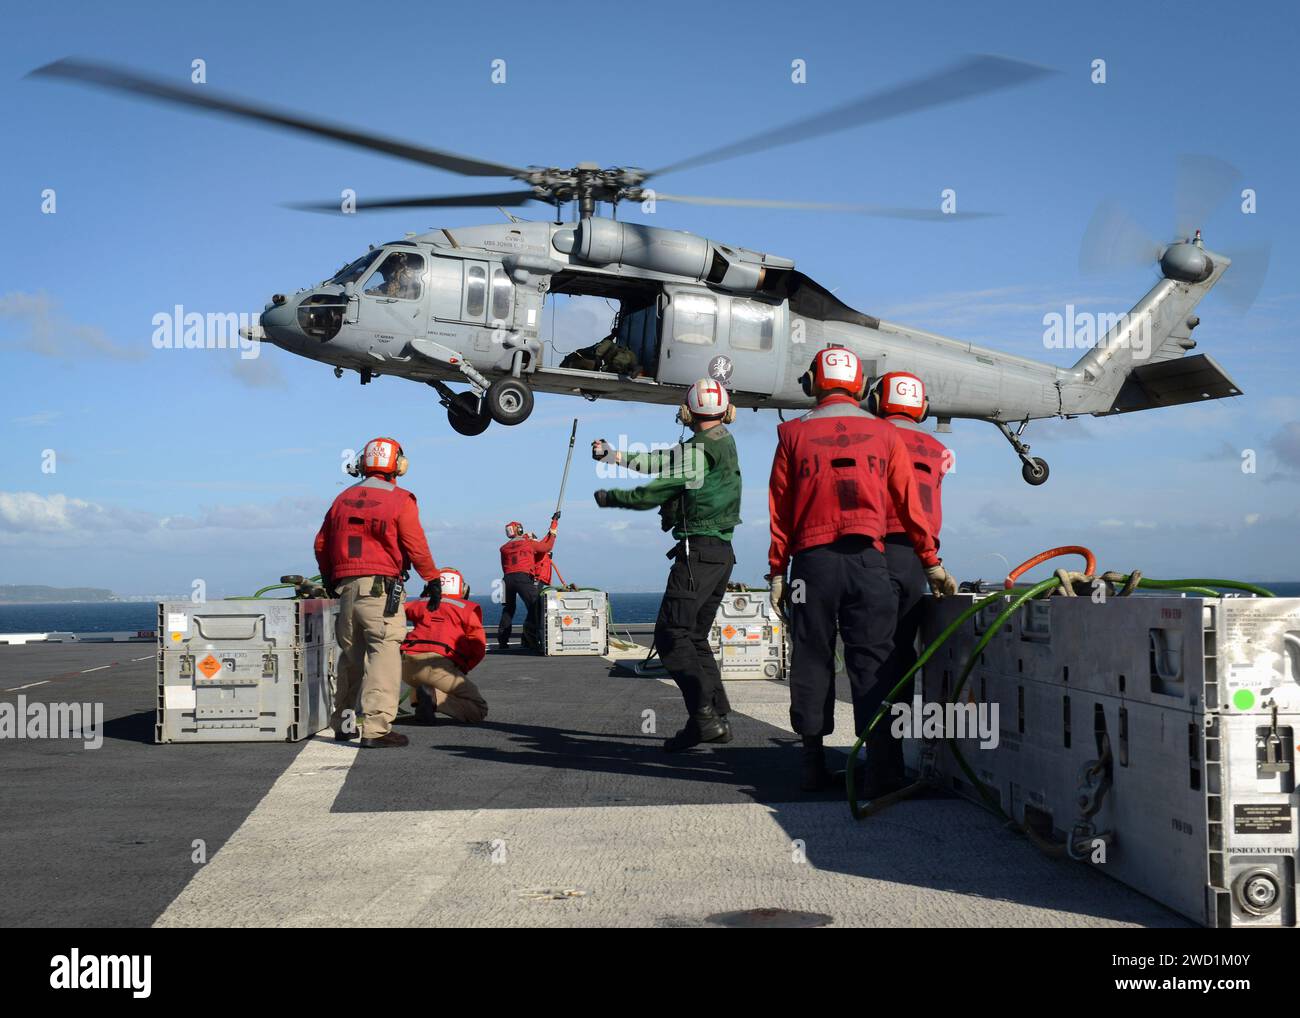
594, 490, 611, 508
768, 574, 788, 622
552, 511, 561, 522
925, 563, 958, 598
422, 577, 442, 611
592, 439, 615, 462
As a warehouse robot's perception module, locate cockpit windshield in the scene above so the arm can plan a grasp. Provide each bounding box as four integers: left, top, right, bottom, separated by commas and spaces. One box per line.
326, 251, 382, 286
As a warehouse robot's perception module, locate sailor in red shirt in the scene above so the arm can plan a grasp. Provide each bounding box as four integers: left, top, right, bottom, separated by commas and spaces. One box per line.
314, 437, 438, 748
402, 568, 488, 724
870, 372, 953, 726
496, 514, 559, 652
766, 347, 957, 794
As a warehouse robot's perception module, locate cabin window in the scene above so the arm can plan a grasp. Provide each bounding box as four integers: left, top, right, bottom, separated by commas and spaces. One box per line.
490, 267, 513, 323
363, 251, 424, 300
730, 298, 775, 351
465, 264, 487, 317
672, 293, 716, 345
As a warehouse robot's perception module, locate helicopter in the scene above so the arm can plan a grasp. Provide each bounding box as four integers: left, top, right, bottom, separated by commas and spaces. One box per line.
31, 56, 1251, 484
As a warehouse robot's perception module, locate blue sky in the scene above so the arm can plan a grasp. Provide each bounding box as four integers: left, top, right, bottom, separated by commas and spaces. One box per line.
2, 0, 1298, 596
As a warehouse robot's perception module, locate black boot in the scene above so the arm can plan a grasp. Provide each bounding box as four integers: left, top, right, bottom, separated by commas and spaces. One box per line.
861, 723, 907, 799
801, 736, 833, 792
663, 705, 730, 752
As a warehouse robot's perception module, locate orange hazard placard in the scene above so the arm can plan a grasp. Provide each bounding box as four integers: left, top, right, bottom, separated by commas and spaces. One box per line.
198, 654, 222, 679
722, 625, 737, 639
563, 615, 574, 626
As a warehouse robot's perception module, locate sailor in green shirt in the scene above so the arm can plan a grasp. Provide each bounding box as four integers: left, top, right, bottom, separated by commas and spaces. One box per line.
593, 378, 742, 752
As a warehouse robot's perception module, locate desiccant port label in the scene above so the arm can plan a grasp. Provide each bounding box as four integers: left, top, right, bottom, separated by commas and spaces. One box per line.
1233, 803, 1292, 835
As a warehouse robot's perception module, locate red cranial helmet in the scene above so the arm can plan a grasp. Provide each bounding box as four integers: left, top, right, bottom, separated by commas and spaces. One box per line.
360, 437, 407, 477
802, 345, 864, 398
505, 521, 524, 538
872, 371, 928, 422
438, 568, 466, 598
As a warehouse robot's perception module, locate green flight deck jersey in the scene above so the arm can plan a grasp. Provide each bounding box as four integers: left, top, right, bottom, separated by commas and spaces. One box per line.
604, 424, 742, 541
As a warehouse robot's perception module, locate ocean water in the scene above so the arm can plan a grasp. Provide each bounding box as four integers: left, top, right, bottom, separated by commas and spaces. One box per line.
2, 584, 1298, 635
0, 592, 670, 634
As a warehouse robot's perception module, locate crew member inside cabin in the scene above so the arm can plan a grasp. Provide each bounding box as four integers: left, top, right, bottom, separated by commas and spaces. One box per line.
314, 436, 439, 749
766, 347, 957, 794
402, 568, 488, 724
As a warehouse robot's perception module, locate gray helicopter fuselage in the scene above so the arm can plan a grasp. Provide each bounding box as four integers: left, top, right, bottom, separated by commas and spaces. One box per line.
256, 215, 1235, 427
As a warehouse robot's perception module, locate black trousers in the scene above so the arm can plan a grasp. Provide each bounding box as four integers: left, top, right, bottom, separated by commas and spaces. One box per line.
880, 537, 929, 700
788, 537, 898, 756
655, 536, 734, 718
498, 571, 539, 647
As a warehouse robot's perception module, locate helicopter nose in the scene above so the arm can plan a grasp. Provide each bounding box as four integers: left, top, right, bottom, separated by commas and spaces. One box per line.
257, 296, 305, 348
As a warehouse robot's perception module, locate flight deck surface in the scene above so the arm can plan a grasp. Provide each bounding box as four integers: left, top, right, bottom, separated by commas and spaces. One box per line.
0, 643, 1187, 928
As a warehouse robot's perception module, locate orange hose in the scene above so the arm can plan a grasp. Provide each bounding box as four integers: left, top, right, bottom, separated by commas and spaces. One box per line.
1004, 546, 1096, 589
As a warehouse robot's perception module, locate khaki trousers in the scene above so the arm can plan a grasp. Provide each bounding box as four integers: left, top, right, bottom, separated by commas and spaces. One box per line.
331, 575, 405, 738
402, 653, 489, 723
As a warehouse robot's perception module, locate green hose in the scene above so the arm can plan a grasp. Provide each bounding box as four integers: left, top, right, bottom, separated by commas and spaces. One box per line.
846, 572, 1276, 820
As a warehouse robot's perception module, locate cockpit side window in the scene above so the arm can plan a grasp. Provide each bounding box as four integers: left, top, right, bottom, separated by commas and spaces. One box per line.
363, 251, 425, 301
327, 251, 382, 286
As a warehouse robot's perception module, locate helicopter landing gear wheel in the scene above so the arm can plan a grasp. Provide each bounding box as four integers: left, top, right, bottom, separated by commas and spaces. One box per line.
486, 377, 534, 426
1021, 457, 1050, 486
447, 391, 491, 437
995, 420, 1051, 486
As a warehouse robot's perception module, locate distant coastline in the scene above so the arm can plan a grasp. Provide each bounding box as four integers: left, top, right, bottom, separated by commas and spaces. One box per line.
0, 585, 119, 604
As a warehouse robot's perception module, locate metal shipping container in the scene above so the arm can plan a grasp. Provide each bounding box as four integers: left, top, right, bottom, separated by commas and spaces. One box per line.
710, 588, 788, 681
905, 593, 1299, 928
156, 598, 337, 743
542, 588, 609, 657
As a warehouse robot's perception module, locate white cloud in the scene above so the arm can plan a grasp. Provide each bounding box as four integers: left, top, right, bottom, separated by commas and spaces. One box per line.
0, 291, 144, 361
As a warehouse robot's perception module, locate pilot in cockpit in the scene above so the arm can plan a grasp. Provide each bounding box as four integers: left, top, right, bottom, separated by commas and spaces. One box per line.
366, 253, 417, 300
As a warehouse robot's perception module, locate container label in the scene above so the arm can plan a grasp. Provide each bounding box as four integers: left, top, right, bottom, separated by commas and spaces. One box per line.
164, 685, 196, 710
167, 612, 188, 635
1233, 803, 1292, 835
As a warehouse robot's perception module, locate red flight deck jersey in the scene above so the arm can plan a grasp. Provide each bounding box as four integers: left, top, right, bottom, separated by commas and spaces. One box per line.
883, 419, 949, 538
401, 596, 486, 673
314, 476, 437, 583
767, 395, 939, 576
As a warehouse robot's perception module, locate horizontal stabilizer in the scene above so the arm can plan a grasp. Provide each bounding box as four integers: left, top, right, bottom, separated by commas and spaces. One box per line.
1102, 353, 1242, 415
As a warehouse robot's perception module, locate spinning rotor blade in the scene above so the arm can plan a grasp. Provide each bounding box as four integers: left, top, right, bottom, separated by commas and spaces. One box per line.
1174, 154, 1242, 240
1215, 244, 1272, 312
1079, 155, 1270, 311
648, 54, 1054, 179
288, 189, 540, 213
652, 192, 994, 219
1078, 199, 1163, 274
28, 58, 527, 178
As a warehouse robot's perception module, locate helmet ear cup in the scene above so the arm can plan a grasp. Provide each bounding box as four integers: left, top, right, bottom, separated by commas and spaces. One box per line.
799, 365, 814, 397
678, 405, 693, 426
723, 405, 736, 424
395, 451, 408, 477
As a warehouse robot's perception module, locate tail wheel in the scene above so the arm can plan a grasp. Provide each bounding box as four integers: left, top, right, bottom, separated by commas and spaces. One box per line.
486, 377, 534, 426
447, 392, 491, 436
1021, 457, 1050, 486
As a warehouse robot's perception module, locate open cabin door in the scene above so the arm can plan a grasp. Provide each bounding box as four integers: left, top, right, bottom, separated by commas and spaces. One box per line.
659, 285, 783, 396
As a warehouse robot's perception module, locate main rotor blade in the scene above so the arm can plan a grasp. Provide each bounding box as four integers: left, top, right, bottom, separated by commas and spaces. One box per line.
1079, 199, 1163, 274
1174, 154, 1242, 239
652, 192, 994, 219
287, 190, 540, 213
648, 54, 1054, 179
29, 58, 528, 179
